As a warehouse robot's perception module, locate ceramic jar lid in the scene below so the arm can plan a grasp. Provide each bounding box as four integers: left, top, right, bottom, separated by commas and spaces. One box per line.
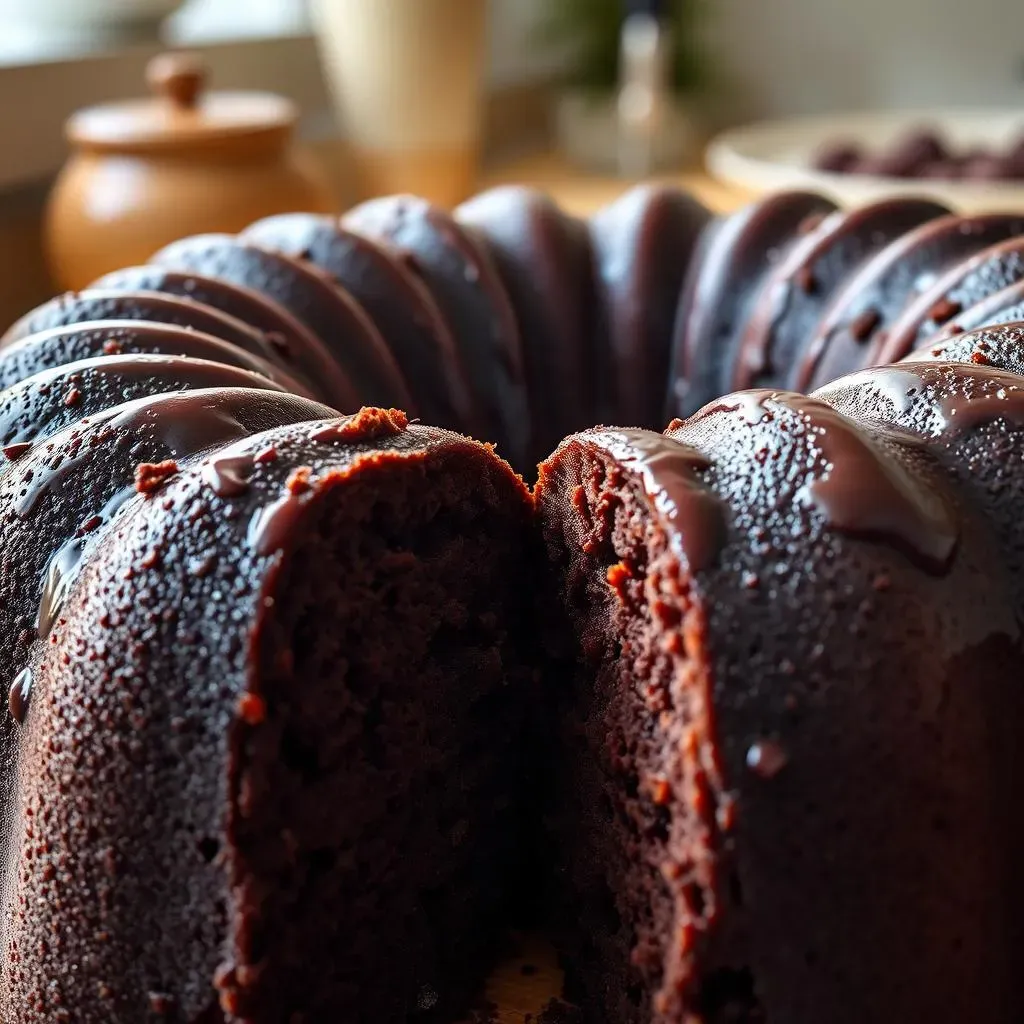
66, 52, 298, 154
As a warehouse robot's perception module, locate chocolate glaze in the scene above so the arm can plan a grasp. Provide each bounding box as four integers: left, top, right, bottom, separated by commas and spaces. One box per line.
693, 390, 958, 573
878, 236, 1024, 363
201, 452, 257, 497
1, 289, 275, 362
37, 536, 86, 638
150, 235, 407, 411
247, 488, 312, 556
193, 415, 413, 566
8, 667, 31, 725
907, 321, 1024, 376
669, 191, 837, 418
798, 412, 956, 573
927, 376, 1024, 435
91, 265, 347, 402
932, 278, 1024, 341
18, 394, 237, 518
733, 198, 947, 391
344, 195, 530, 466
745, 739, 788, 779
577, 427, 726, 572
457, 186, 598, 462
818, 354, 1024, 440
817, 345, 1024, 651
107, 390, 308, 467
0, 319, 309, 396
0, 352, 287, 450
242, 213, 473, 430
816, 345, 1024, 646
800, 213, 1024, 391
588, 185, 711, 427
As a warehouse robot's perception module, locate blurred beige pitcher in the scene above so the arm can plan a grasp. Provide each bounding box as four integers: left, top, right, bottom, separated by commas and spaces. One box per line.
311, 0, 487, 208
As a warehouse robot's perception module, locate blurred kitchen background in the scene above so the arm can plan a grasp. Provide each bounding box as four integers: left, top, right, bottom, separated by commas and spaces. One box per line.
2, 0, 1024, 322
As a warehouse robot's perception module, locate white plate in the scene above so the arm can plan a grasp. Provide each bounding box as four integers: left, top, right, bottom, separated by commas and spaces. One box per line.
706, 109, 1024, 212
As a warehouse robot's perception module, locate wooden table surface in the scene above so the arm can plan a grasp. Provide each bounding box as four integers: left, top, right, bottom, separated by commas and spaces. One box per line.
479, 151, 752, 217
311, 142, 752, 217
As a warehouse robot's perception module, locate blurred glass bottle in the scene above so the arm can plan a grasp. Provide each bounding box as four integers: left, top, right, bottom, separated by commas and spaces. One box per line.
546, 0, 706, 176
617, 0, 672, 177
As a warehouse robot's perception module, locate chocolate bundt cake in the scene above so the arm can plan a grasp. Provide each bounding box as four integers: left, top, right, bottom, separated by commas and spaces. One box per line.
5, 181, 1024, 1021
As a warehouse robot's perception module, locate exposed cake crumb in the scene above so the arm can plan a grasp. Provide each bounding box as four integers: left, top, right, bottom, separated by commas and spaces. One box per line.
78, 514, 102, 534
2, 442, 32, 461
308, 407, 409, 444
717, 792, 738, 831
607, 561, 631, 599
649, 777, 673, 805
139, 547, 162, 570
135, 460, 179, 494
286, 466, 313, 494
237, 693, 267, 725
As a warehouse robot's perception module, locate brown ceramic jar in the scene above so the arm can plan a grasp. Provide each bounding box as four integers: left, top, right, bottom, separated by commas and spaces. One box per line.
45, 52, 338, 290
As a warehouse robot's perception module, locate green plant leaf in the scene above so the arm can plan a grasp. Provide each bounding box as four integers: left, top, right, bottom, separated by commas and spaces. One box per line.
533, 0, 712, 94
